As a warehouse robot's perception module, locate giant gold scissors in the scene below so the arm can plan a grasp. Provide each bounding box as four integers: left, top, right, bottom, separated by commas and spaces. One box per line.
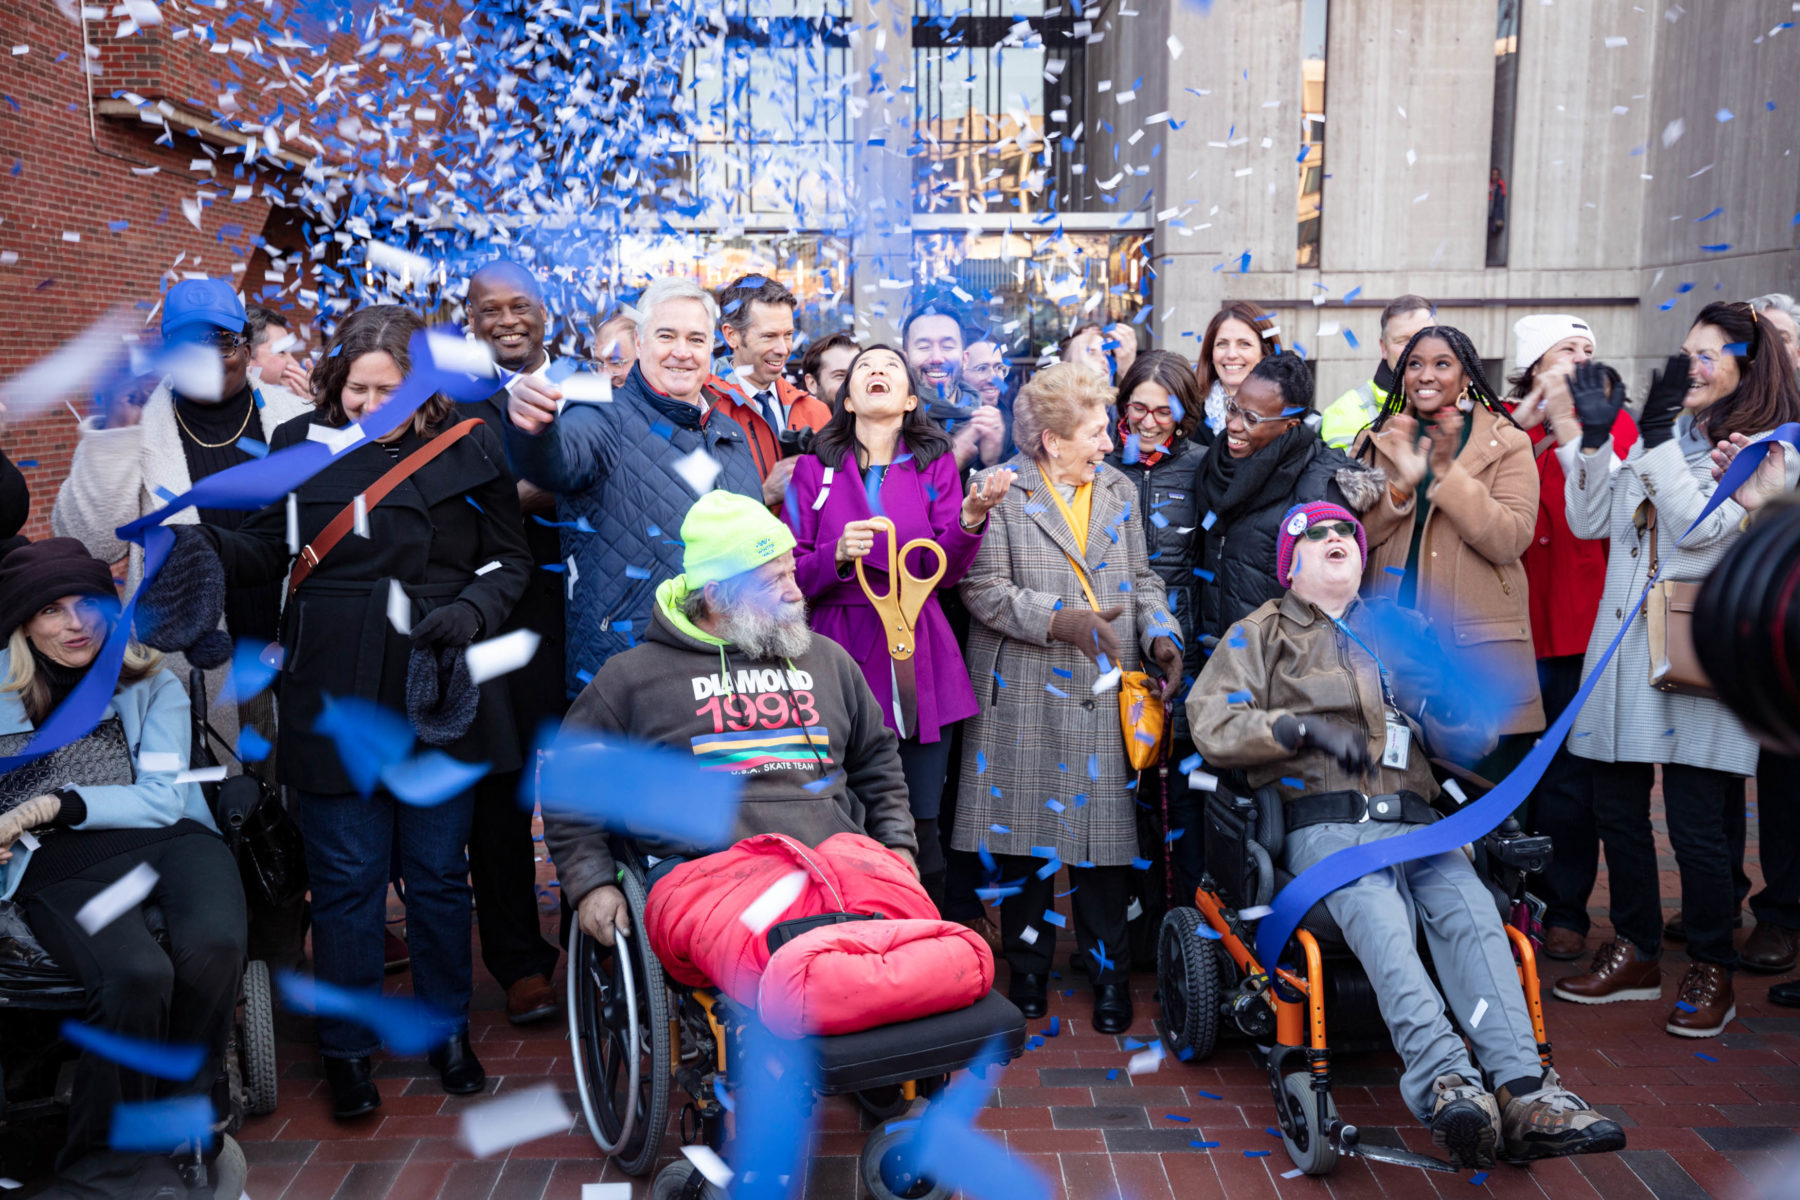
854, 517, 946, 735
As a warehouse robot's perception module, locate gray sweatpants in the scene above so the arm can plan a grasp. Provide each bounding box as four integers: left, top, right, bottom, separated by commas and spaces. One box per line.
1284, 820, 1543, 1123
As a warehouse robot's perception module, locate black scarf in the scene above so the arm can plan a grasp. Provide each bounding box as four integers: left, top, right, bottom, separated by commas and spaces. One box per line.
29, 643, 88, 720
1196, 424, 1319, 525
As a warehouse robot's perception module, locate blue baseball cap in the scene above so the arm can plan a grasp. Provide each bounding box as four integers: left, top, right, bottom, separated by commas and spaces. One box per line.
161, 278, 246, 343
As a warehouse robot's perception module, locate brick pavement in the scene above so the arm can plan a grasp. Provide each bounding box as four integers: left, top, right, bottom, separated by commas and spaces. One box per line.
234, 801, 1800, 1200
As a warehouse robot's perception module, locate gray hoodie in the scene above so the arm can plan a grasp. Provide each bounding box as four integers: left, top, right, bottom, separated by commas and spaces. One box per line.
542, 591, 914, 905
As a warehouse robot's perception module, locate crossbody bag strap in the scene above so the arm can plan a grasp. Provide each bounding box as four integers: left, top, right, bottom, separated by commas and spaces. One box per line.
287, 417, 484, 599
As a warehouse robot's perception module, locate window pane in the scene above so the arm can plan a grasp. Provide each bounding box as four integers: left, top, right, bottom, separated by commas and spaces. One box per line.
1297, 0, 1328, 268
911, 230, 1152, 354
1488, 0, 1520, 267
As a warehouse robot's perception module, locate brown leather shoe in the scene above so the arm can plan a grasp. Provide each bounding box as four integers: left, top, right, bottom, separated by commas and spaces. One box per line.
505, 974, 560, 1025
1539, 926, 1586, 962
1666, 963, 1735, 1037
1552, 939, 1662, 1005
1664, 907, 1743, 942
1741, 923, 1800, 975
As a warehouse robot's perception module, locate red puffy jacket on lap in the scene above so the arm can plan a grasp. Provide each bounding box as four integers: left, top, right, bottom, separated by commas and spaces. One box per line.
645, 832, 994, 1037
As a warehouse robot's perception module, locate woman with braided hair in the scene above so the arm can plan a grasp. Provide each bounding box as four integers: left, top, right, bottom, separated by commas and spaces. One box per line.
1353, 325, 1544, 776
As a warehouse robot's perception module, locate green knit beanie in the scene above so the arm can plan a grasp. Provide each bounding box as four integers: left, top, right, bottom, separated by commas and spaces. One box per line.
674, 491, 796, 596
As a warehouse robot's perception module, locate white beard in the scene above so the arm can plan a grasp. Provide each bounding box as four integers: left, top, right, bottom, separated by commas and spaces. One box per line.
716, 598, 812, 662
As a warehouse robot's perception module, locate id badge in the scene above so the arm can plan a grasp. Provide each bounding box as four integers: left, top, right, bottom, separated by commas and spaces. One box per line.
1382, 716, 1411, 770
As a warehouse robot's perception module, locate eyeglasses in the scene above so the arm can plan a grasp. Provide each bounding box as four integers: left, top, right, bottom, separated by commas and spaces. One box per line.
966, 362, 1008, 381
200, 330, 249, 353
1224, 398, 1292, 428
1301, 520, 1359, 542
1124, 401, 1174, 422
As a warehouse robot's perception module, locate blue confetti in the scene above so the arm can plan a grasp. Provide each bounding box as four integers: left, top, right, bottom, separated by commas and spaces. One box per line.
1675, 1000, 1697, 1013
276, 971, 459, 1055
1045, 684, 1069, 698
1693, 207, 1724, 222
62, 1021, 204, 1081
913, 1038, 1052, 1200
1087, 753, 1100, 781
976, 750, 988, 774
1192, 567, 1215, 581
236, 726, 271, 762
382, 750, 488, 807
1194, 925, 1222, 940
109, 1096, 215, 1153
1042, 909, 1067, 928
535, 727, 739, 849
1244, 1150, 1270, 1158
1384, 565, 1406, 576
1695, 1052, 1718, 1062
1165, 1113, 1191, 1123
1716, 108, 1734, 122
314, 695, 415, 798
993, 671, 1008, 689
1280, 776, 1303, 787
1191, 1139, 1220, 1148
1343, 328, 1360, 349
1195, 1089, 1222, 1100
1047, 1016, 1061, 1036
1700, 243, 1732, 252
1343, 286, 1362, 303
1051, 667, 1073, 679
1227, 690, 1251, 703
1131, 857, 1153, 870
1470, 1172, 1489, 1186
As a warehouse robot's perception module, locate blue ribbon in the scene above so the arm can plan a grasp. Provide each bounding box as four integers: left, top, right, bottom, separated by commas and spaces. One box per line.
0, 333, 504, 773
1254, 423, 1800, 967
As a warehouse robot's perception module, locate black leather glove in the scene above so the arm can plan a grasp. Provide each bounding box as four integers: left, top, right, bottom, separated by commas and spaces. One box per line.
1274, 714, 1371, 775
1049, 605, 1124, 667
1639, 353, 1690, 450
1569, 361, 1623, 451
410, 600, 481, 650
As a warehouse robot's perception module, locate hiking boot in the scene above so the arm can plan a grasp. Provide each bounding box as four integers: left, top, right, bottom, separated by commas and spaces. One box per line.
1666, 962, 1736, 1038
1498, 1068, 1626, 1161
1552, 939, 1661, 1004
1429, 1073, 1499, 1170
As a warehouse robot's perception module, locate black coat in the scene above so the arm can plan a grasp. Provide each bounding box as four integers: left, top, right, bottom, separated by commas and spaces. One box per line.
1104, 435, 1206, 650
1105, 434, 1206, 739
214, 411, 532, 795
1194, 429, 1380, 642
461, 389, 570, 739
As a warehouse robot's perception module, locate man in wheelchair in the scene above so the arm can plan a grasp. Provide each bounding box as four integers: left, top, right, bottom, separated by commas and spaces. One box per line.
1188, 502, 1624, 1170
543, 491, 918, 950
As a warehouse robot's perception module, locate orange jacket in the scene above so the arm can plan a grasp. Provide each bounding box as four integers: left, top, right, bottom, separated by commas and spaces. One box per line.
703, 373, 832, 481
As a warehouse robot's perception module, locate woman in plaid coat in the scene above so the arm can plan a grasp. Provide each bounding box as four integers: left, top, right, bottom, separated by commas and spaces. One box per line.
952, 362, 1183, 1034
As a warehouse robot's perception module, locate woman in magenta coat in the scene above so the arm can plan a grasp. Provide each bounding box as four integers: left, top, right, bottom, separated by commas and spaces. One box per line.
786, 345, 1015, 907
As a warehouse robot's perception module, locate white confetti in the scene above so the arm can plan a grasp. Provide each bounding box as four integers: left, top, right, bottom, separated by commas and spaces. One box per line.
174, 766, 228, 785
474, 560, 502, 576
1091, 668, 1121, 695
1662, 117, 1685, 147
1126, 1043, 1165, 1074
581, 1186, 631, 1200
1019, 925, 1039, 945
1187, 770, 1219, 792
1470, 997, 1489, 1029
387, 580, 412, 636
61, 231, 81, 243
76, 862, 159, 935
564, 555, 579, 601
682, 1146, 734, 1189
1166, 34, 1183, 58
17, 830, 40, 852
305, 421, 364, 455
672, 447, 723, 496
1282, 1168, 1305, 1178
364, 240, 431, 283
456, 1083, 571, 1158
1604, 35, 1628, 47
465, 629, 541, 686
286, 493, 300, 556
1238, 905, 1274, 920
1442, 778, 1468, 805
558, 372, 612, 404
425, 330, 496, 378
352, 494, 369, 539
9, 46, 27, 56
738, 870, 808, 935
139, 752, 182, 773
180, 197, 202, 231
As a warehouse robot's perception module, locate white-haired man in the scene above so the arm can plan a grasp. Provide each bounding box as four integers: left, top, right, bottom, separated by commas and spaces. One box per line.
506, 277, 763, 693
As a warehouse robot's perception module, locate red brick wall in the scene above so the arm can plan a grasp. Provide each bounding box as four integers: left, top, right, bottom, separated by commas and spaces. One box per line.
0, 5, 346, 540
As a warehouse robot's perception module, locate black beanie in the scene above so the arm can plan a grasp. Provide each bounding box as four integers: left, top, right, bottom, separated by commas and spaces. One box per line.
406, 645, 479, 746
0, 538, 120, 644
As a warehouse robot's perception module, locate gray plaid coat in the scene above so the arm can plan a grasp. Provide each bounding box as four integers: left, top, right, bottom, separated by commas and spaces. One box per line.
951, 455, 1177, 866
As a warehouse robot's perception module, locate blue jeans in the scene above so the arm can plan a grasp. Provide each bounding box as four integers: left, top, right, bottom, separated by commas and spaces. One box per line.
297, 788, 476, 1058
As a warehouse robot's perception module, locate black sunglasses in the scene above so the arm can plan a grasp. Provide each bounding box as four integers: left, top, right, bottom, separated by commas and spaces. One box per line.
1301, 520, 1358, 542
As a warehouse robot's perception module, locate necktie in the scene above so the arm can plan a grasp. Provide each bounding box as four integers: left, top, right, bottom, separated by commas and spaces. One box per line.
755, 389, 781, 431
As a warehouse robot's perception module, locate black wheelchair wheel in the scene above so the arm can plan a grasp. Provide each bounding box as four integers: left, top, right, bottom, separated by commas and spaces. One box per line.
567, 869, 670, 1177
859, 1121, 951, 1200
212, 1134, 246, 1199
650, 1160, 725, 1199
240, 960, 279, 1116
1278, 1071, 1339, 1176
1157, 907, 1222, 1062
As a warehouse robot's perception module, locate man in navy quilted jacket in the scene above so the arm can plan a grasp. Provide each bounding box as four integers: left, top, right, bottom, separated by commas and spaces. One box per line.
505, 277, 762, 696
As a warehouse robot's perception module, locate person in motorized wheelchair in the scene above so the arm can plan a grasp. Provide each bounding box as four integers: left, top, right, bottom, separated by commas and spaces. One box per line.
0, 539, 248, 1199
545, 488, 918, 951
1187, 501, 1624, 1170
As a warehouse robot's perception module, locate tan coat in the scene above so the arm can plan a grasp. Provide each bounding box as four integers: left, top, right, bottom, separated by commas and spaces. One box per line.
1353, 404, 1544, 736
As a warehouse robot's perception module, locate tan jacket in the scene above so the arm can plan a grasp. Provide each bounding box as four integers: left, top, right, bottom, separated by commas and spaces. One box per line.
1186, 591, 1491, 802
1353, 405, 1544, 736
